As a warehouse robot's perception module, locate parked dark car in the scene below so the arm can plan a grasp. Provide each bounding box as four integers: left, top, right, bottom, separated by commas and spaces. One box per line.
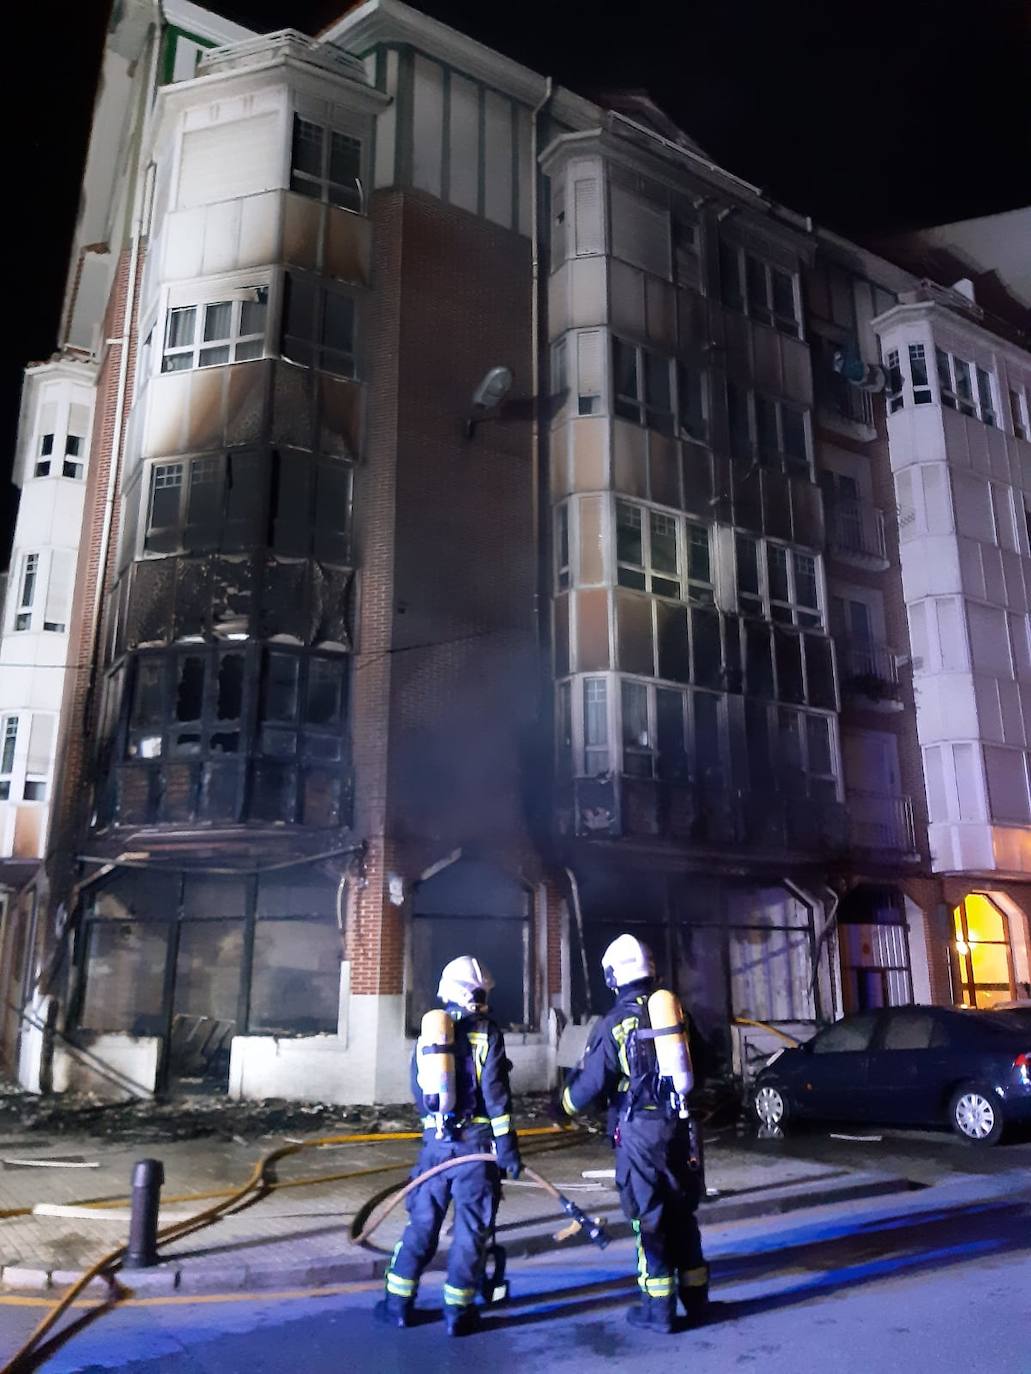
752, 1005, 1031, 1145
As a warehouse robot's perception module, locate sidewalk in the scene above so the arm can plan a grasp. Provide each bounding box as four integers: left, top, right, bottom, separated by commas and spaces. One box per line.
0, 1114, 914, 1295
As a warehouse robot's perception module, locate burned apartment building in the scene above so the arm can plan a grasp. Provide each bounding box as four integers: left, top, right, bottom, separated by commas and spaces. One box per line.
0, 0, 1028, 1103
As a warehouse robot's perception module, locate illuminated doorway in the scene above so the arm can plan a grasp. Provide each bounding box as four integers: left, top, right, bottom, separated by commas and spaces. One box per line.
951, 894, 1015, 1009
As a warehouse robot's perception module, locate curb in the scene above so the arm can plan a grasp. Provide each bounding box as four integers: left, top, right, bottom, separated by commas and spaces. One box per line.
0, 1169, 913, 1296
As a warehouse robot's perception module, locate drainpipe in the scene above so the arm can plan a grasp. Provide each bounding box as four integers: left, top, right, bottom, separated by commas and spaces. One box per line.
529, 76, 553, 653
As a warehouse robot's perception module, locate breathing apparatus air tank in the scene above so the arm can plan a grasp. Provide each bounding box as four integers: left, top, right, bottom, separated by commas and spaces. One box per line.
647, 989, 694, 1118
417, 1008, 456, 1138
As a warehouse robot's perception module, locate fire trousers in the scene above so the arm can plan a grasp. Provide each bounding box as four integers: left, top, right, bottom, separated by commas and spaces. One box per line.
384, 1131, 501, 1311
615, 1114, 708, 1304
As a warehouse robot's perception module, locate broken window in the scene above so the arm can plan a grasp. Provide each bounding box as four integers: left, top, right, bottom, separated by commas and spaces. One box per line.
726, 381, 810, 474
656, 688, 688, 781
161, 288, 267, 372
80, 921, 171, 1035
250, 874, 341, 1035
144, 451, 271, 555
281, 274, 357, 378
721, 241, 801, 337
677, 364, 708, 442
145, 463, 185, 553
612, 337, 674, 435
290, 114, 363, 214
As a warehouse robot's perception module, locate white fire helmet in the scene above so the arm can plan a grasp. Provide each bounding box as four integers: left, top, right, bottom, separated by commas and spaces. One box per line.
601, 933, 656, 991
437, 956, 494, 1017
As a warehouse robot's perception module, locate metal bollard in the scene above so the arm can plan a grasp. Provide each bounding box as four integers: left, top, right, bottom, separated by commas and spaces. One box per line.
124, 1158, 164, 1269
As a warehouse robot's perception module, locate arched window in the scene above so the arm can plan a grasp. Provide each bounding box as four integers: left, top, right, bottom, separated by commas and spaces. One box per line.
951, 894, 1015, 1009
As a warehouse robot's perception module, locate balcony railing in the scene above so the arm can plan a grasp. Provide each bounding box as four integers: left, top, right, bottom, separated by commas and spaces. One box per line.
825, 500, 888, 567
835, 637, 901, 701
847, 790, 917, 854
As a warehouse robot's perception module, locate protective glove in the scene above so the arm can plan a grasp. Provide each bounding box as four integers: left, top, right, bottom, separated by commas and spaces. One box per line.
494, 1132, 522, 1180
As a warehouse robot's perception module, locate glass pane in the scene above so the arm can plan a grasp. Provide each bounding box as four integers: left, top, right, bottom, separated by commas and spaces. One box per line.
772, 268, 796, 322
175, 656, 206, 722
616, 500, 643, 566
165, 306, 196, 350
678, 365, 706, 439
613, 338, 639, 401
970, 942, 1009, 986
720, 239, 742, 308
806, 713, 832, 774
649, 511, 678, 575
249, 919, 340, 1035
656, 689, 687, 779
198, 345, 231, 367
292, 116, 323, 178
746, 254, 767, 314
793, 552, 819, 608
306, 658, 343, 725
961, 894, 1005, 943
767, 545, 789, 602
687, 524, 710, 583
694, 691, 721, 781
217, 654, 244, 720
756, 395, 778, 454
80, 922, 170, 1034
737, 535, 759, 595
909, 344, 929, 388
622, 679, 649, 748
782, 408, 807, 463
810, 1012, 878, 1053
283, 275, 316, 347
727, 381, 751, 460
203, 301, 232, 341
263, 652, 300, 722
322, 293, 355, 352
644, 350, 671, 414
240, 296, 267, 336
583, 678, 608, 747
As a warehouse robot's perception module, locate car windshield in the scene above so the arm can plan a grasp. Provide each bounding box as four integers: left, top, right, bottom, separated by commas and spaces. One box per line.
977, 1009, 1031, 1034
807, 1012, 878, 1054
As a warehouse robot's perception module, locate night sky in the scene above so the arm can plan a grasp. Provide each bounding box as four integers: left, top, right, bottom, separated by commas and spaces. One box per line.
3, 0, 1029, 552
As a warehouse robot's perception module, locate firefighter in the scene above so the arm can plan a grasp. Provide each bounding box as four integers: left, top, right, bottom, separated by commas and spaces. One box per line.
557, 933, 709, 1333
376, 956, 521, 1337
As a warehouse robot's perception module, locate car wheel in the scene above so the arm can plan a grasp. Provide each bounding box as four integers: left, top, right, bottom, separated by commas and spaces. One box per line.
753, 1084, 790, 1130
948, 1084, 1005, 1145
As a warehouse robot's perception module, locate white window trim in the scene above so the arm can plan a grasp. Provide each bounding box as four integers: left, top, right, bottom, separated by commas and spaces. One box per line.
722, 240, 802, 339
13, 552, 39, 632
161, 286, 269, 374
0, 715, 18, 799
614, 498, 714, 604
736, 534, 824, 628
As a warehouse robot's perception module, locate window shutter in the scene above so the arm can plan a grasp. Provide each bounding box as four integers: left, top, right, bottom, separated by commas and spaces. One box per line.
177, 114, 278, 209
44, 550, 74, 629
577, 330, 605, 403
69, 403, 91, 443
610, 183, 670, 278
573, 177, 602, 255
26, 715, 54, 777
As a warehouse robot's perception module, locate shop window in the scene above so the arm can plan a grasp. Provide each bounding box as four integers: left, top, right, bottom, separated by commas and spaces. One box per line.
281, 274, 357, 378
249, 916, 341, 1035
162, 289, 267, 372
79, 921, 170, 1034
290, 114, 363, 213
952, 894, 1015, 1009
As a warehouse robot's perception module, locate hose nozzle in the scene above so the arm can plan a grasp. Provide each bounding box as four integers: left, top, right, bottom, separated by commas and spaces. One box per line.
559, 1194, 610, 1249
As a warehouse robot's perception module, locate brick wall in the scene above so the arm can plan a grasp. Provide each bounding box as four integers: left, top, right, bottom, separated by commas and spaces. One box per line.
47, 247, 137, 900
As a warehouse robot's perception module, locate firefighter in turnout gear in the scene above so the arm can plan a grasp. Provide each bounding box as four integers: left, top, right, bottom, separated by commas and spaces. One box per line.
558, 934, 709, 1333
377, 957, 521, 1337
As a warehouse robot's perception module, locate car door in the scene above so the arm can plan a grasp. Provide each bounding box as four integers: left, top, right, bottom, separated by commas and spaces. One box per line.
864, 1009, 950, 1124
793, 1011, 879, 1119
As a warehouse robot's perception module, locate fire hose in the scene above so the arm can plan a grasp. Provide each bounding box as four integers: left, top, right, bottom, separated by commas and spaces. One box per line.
2, 1126, 594, 1373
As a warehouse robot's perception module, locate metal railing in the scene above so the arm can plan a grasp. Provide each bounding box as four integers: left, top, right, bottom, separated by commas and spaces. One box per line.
821, 370, 875, 428
826, 500, 888, 563
835, 637, 901, 697
847, 790, 917, 853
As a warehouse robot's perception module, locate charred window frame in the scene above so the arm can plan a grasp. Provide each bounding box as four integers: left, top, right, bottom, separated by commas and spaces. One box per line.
250, 871, 342, 1036
720, 240, 801, 338
747, 701, 839, 801
617, 678, 725, 784
615, 498, 713, 604
161, 288, 268, 373
143, 452, 266, 556
270, 450, 353, 564
126, 648, 250, 764
612, 337, 674, 435
725, 380, 810, 475
290, 114, 364, 215
281, 274, 357, 379
736, 534, 823, 628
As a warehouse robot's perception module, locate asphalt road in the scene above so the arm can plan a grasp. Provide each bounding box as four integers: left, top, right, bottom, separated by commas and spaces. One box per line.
4, 1170, 1030, 1374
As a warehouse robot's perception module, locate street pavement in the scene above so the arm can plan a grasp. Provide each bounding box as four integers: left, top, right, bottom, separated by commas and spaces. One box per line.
3, 1165, 1029, 1373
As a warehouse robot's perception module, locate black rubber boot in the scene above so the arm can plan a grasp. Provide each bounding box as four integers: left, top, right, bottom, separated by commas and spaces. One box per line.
626, 1295, 675, 1333
679, 1284, 710, 1327
374, 1295, 414, 1328
445, 1305, 482, 1337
